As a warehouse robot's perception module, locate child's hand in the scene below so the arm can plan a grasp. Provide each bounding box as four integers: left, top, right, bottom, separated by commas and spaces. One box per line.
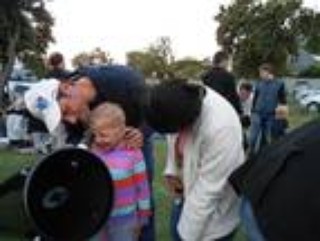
165, 175, 183, 198
121, 127, 144, 149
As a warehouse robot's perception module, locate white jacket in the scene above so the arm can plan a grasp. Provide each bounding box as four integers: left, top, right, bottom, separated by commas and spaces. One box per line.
165, 87, 245, 241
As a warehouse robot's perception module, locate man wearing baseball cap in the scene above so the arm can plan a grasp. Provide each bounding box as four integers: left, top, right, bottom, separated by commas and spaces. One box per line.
25, 65, 145, 130
23, 64, 155, 241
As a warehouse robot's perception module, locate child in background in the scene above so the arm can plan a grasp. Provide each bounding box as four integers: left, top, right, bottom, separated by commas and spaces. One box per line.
249, 63, 287, 154
238, 82, 253, 150
89, 102, 151, 241
238, 82, 253, 129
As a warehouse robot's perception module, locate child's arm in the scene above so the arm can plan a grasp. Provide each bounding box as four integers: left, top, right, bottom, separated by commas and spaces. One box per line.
133, 151, 151, 226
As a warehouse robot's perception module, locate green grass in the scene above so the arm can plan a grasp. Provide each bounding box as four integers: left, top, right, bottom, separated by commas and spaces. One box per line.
0, 100, 317, 241
288, 98, 319, 128
0, 151, 34, 241
0, 150, 34, 180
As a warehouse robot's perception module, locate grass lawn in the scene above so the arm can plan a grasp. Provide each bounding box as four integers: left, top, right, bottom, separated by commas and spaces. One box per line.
0, 100, 317, 241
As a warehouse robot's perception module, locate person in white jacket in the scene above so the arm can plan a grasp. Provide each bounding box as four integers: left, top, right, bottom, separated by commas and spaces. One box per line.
145, 80, 245, 241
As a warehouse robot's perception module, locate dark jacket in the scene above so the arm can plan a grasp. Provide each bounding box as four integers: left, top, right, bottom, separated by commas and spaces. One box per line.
230, 120, 320, 241
78, 65, 146, 128
201, 67, 242, 114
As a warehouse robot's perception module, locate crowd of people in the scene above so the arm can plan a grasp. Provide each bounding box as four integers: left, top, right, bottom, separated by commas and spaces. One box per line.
2, 50, 292, 241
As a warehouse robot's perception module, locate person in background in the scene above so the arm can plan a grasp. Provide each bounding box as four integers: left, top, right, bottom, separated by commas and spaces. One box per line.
46, 52, 71, 80
238, 82, 253, 150
238, 82, 253, 128
89, 103, 151, 241
202, 51, 242, 115
249, 63, 288, 154
145, 80, 244, 241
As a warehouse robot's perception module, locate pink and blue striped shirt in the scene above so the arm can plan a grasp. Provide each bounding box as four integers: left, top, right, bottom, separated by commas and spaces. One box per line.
95, 147, 151, 228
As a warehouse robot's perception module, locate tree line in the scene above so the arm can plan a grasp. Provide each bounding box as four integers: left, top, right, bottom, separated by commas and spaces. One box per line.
0, 0, 54, 108
1, 0, 320, 107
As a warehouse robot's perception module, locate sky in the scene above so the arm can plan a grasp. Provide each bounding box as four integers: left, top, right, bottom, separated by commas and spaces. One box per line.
47, 0, 320, 67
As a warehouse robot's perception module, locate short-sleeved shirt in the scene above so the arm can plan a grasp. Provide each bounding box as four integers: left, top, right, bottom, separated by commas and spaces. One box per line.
252, 79, 287, 115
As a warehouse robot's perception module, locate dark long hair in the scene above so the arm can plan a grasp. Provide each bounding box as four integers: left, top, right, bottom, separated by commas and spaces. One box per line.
144, 80, 205, 133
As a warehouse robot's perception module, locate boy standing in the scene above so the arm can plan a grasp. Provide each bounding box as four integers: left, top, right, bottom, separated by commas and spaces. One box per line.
249, 63, 287, 154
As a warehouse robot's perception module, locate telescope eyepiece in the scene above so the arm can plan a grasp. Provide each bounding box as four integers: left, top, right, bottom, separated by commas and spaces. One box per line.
42, 187, 69, 209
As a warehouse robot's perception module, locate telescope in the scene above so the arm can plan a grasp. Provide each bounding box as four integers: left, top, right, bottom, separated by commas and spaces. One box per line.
0, 148, 114, 241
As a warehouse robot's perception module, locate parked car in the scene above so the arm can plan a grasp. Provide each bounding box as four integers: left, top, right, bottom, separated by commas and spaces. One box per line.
299, 93, 320, 113
293, 80, 311, 96
296, 89, 320, 102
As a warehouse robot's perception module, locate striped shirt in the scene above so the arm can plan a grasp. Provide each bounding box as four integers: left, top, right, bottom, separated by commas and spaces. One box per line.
95, 147, 151, 228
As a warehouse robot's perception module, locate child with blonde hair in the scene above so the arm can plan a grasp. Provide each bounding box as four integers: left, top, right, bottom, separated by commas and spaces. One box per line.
89, 102, 151, 241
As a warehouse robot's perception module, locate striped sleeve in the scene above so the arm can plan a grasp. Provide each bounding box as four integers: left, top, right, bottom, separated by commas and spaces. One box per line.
133, 151, 151, 226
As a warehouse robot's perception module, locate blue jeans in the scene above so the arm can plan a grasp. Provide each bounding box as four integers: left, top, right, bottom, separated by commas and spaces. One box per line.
249, 114, 276, 154
170, 199, 236, 241
170, 199, 183, 241
140, 133, 155, 241
240, 198, 265, 241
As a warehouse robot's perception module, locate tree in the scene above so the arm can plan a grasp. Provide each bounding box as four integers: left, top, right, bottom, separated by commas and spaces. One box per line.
90, 47, 113, 65
127, 36, 174, 79
298, 63, 320, 78
126, 51, 157, 78
72, 48, 113, 69
0, 0, 54, 107
20, 51, 46, 77
215, 0, 320, 78
72, 52, 91, 69
303, 11, 320, 54
170, 58, 205, 80
127, 37, 208, 81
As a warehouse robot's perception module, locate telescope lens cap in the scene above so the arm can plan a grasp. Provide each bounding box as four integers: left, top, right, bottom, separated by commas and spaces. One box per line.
24, 148, 114, 241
